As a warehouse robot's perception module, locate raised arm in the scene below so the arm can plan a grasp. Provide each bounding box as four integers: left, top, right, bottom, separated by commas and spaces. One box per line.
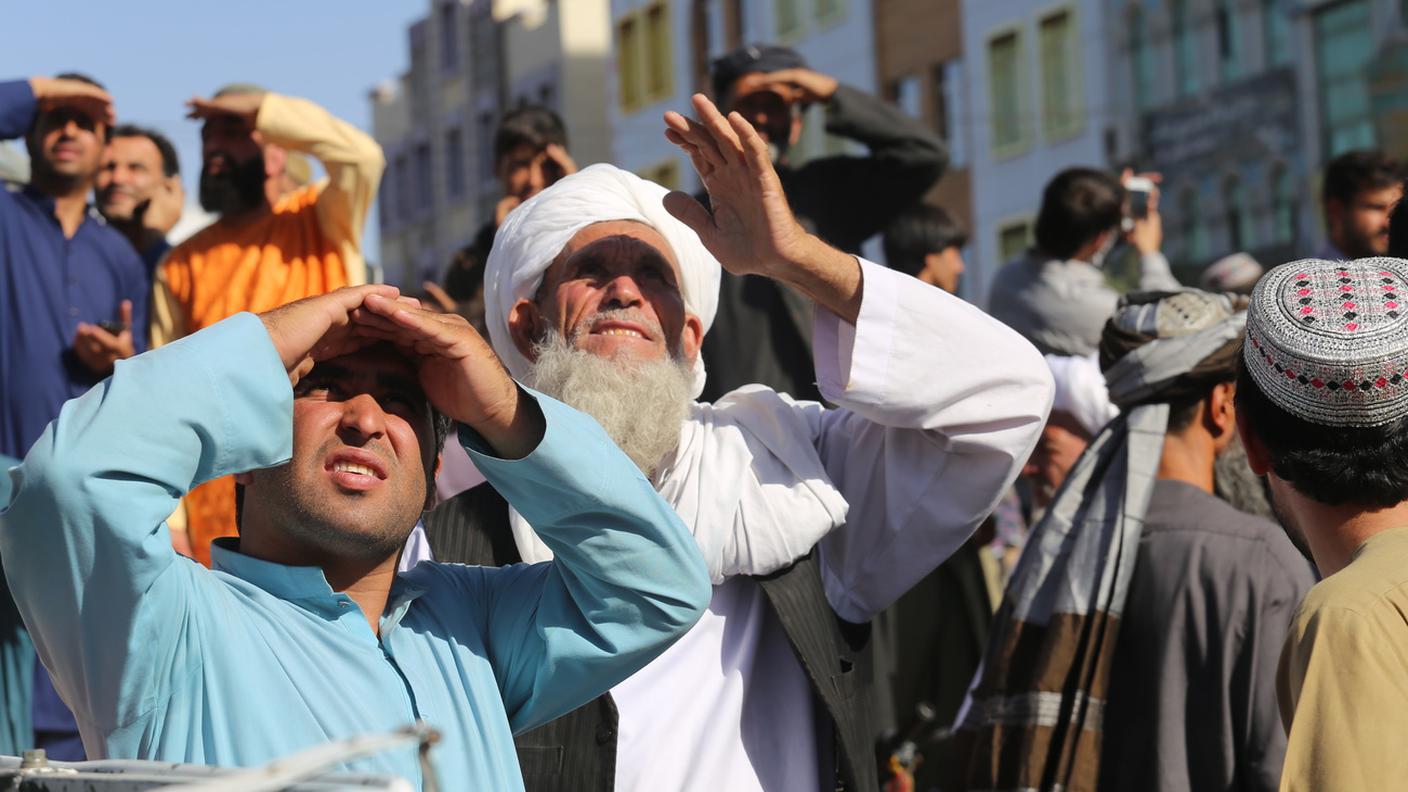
259, 93, 383, 285
0, 309, 301, 730
664, 95, 1052, 621
0, 77, 113, 141
352, 296, 710, 731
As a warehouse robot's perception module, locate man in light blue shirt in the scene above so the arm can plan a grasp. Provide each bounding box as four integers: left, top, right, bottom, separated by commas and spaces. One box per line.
0, 284, 711, 789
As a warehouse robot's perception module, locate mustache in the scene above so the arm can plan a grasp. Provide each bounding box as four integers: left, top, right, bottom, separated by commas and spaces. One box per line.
571, 308, 667, 343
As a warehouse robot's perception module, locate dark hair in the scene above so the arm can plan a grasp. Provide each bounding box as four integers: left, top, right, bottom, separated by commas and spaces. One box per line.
1322, 149, 1404, 208
1389, 184, 1408, 258
882, 203, 968, 278
110, 124, 180, 177
492, 105, 568, 166
1235, 353, 1408, 508
1034, 168, 1124, 260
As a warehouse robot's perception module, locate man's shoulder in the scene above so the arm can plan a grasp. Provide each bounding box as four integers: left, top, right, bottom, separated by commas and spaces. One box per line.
1144, 481, 1313, 582
1297, 539, 1408, 625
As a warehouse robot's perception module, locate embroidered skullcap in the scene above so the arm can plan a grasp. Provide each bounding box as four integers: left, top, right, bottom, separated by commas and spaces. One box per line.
1244, 257, 1408, 427
1200, 252, 1264, 294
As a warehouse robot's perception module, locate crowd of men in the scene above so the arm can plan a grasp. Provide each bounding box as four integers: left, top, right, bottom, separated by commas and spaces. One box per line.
2, 40, 1408, 792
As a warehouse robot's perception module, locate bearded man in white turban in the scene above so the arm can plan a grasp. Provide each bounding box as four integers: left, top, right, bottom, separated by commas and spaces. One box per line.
421, 94, 1054, 792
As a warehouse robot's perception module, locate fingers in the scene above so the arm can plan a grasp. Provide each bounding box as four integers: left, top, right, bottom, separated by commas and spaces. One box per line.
663, 191, 715, 238
728, 111, 774, 177
691, 94, 746, 159
664, 110, 727, 170
422, 282, 458, 313
118, 300, 133, 329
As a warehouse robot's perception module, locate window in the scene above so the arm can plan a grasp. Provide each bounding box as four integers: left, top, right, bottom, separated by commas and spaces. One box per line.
775, 0, 802, 38
617, 15, 643, 110
1180, 186, 1209, 264
1217, 0, 1240, 82
935, 61, 965, 165
1039, 9, 1082, 139
997, 220, 1032, 263
645, 3, 674, 99
617, 4, 673, 113
639, 159, 682, 191
414, 143, 432, 212
446, 127, 465, 200
395, 154, 413, 222
988, 29, 1025, 155
891, 74, 922, 119
815, 0, 842, 24
1174, 0, 1199, 98
1272, 165, 1299, 243
1131, 6, 1153, 110
477, 111, 495, 187
1263, 0, 1291, 68
1224, 175, 1254, 250
1314, 0, 1375, 157
439, 2, 458, 71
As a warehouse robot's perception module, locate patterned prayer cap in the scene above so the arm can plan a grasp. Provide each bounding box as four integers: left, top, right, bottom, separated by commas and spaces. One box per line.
1244, 257, 1408, 427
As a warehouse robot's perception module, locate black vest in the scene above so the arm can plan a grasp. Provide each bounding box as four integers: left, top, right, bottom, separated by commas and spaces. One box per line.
423, 484, 878, 792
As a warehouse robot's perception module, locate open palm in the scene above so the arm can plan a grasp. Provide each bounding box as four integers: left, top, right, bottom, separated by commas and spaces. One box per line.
662, 94, 812, 279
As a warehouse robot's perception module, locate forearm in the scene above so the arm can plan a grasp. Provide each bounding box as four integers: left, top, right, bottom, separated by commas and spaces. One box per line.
0, 80, 36, 140
467, 392, 709, 728
0, 313, 292, 721
812, 261, 1054, 621
770, 235, 864, 325
1137, 250, 1182, 291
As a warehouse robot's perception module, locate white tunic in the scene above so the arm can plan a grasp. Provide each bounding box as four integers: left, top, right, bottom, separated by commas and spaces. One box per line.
494, 260, 1053, 790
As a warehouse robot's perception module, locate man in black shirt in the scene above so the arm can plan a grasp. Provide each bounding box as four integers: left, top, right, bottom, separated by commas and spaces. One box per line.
700, 44, 947, 402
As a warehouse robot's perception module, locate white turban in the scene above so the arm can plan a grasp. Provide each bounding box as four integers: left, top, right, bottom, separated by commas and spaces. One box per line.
1044, 353, 1119, 437
484, 163, 723, 397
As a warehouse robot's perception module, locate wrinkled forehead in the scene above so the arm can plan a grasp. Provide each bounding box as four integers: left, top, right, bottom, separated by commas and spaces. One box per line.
543, 219, 683, 291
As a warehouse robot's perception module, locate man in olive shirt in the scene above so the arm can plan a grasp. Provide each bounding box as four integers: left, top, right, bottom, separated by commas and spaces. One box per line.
1238, 256, 1408, 791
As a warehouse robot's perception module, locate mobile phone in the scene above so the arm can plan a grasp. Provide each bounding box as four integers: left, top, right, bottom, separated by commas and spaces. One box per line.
1125, 177, 1155, 220
98, 320, 126, 335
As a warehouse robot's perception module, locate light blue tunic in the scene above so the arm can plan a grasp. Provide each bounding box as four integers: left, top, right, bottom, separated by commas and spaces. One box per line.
0, 312, 710, 789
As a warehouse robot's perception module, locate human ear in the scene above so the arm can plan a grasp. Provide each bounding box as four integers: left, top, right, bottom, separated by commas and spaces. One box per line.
679, 313, 705, 366
508, 299, 546, 361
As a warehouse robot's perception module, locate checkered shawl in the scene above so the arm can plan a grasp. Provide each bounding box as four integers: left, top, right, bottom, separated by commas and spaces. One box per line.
956, 293, 1244, 792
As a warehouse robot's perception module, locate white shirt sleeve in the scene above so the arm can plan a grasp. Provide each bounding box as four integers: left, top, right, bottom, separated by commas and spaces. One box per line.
811, 259, 1053, 623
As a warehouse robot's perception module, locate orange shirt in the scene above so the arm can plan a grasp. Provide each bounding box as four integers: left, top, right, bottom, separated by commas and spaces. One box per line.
151, 92, 383, 565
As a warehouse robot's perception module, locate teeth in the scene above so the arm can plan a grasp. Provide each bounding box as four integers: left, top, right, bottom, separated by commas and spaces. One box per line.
601, 328, 644, 338
334, 462, 377, 477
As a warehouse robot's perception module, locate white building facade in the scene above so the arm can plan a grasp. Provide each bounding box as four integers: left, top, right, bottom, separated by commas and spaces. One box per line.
607, 0, 878, 194
960, 0, 1114, 304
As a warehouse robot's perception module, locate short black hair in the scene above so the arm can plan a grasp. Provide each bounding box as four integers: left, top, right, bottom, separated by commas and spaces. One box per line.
1235, 353, 1408, 508
492, 105, 568, 166
110, 124, 180, 177
882, 203, 968, 278
1322, 149, 1404, 208
1034, 168, 1124, 260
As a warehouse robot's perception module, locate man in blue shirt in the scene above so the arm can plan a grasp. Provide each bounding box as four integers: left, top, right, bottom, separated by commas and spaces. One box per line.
0, 284, 710, 788
0, 73, 151, 761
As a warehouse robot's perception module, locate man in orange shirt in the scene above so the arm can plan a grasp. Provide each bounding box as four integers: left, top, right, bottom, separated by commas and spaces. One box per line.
152, 83, 383, 564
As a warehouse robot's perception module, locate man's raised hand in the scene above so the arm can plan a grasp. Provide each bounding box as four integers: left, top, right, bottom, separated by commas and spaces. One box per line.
258, 285, 403, 385
356, 295, 543, 460
185, 92, 263, 124
29, 76, 115, 128
661, 93, 814, 280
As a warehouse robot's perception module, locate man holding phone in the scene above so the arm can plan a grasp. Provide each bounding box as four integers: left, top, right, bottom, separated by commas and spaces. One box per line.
95, 124, 184, 272
988, 167, 1178, 358
0, 72, 150, 761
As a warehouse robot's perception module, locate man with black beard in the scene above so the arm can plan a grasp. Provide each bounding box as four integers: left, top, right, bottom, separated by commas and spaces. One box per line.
422, 93, 1054, 791
148, 83, 384, 566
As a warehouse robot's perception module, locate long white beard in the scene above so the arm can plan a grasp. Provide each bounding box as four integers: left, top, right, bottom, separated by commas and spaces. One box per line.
524, 330, 694, 476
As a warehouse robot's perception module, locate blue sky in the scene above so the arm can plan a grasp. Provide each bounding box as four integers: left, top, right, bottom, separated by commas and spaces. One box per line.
4, 1, 427, 254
